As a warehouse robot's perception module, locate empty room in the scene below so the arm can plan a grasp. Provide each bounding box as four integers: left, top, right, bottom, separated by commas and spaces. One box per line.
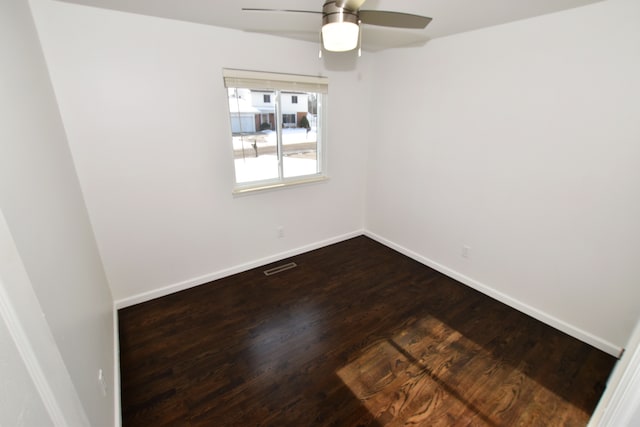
1, 0, 639, 426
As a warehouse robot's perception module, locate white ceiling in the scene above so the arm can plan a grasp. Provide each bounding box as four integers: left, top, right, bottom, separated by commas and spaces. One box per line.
56, 0, 603, 51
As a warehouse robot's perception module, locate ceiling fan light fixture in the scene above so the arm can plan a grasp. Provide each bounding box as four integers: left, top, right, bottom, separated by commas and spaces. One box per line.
321, 1, 360, 52
322, 21, 359, 52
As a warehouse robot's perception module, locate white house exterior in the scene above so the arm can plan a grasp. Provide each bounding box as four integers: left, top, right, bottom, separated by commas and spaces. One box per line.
228, 90, 311, 131
228, 88, 260, 133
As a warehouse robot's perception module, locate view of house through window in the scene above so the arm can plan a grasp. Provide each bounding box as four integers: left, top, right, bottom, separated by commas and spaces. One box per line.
223, 69, 328, 191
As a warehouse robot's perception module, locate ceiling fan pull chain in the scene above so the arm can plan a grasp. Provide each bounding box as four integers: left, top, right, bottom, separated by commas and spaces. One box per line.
319, 31, 323, 59
358, 19, 362, 57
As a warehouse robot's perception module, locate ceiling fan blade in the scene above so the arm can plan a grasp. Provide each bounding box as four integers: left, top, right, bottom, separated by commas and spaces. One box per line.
359, 10, 432, 29
241, 8, 321, 15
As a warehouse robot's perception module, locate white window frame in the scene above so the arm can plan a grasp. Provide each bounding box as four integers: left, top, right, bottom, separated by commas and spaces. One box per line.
223, 69, 328, 194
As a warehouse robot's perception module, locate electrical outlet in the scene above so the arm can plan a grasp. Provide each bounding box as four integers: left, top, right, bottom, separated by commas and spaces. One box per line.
98, 369, 107, 397
277, 226, 284, 238
462, 245, 471, 259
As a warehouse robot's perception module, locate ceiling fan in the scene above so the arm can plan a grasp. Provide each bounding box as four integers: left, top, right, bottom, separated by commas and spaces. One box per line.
243, 0, 432, 54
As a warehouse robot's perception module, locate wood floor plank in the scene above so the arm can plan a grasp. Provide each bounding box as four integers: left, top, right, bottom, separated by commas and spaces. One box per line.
119, 236, 616, 426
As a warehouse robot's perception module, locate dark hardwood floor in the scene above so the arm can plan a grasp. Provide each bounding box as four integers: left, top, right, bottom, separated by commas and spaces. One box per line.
119, 236, 616, 426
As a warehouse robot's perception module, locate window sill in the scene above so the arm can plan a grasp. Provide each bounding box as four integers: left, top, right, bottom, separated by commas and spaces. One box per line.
232, 175, 329, 195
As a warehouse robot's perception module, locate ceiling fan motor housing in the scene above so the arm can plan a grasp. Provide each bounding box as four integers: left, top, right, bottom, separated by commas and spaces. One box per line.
322, 1, 359, 26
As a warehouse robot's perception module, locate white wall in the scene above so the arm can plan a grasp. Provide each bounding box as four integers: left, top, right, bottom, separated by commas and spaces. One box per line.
366, 0, 640, 353
0, 0, 115, 425
0, 308, 51, 426
30, 0, 372, 304
0, 209, 90, 426
591, 319, 640, 425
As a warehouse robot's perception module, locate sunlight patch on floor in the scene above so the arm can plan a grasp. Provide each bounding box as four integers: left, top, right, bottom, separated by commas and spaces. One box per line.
335, 315, 589, 426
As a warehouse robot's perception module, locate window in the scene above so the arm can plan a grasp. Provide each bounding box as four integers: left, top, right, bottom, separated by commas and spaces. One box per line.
282, 114, 296, 127
224, 69, 328, 193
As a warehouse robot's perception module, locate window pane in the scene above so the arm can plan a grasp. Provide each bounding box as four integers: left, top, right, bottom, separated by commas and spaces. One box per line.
283, 92, 319, 179
228, 88, 278, 183
282, 114, 295, 127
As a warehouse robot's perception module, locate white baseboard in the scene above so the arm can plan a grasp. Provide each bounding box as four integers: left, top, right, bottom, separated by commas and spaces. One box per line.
112, 306, 121, 427
364, 230, 623, 357
113, 227, 622, 357
114, 230, 364, 309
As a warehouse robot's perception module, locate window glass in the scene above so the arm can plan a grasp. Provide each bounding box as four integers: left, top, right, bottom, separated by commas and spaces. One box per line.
223, 69, 327, 192
228, 88, 278, 183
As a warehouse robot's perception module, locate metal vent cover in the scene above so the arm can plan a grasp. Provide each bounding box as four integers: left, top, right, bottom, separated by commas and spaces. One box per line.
263, 262, 297, 276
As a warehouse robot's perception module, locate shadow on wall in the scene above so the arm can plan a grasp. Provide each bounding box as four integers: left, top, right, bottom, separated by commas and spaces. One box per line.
322, 50, 360, 71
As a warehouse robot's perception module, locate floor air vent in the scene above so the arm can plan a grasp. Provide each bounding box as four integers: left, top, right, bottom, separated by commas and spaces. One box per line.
263, 262, 297, 276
